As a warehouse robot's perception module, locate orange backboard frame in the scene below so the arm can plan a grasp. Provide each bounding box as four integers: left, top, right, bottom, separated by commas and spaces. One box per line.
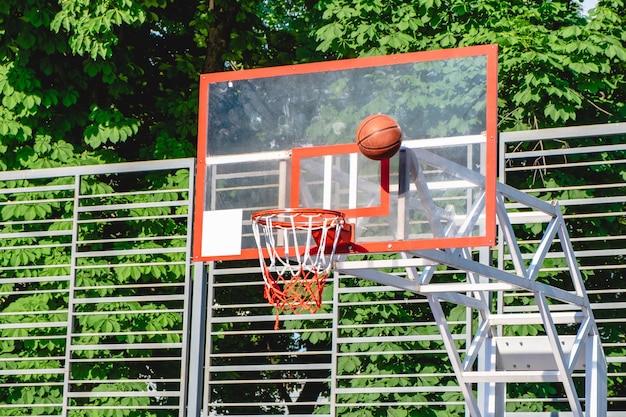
193, 44, 498, 261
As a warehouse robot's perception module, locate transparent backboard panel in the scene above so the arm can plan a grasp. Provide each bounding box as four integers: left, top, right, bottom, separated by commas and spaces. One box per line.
195, 45, 498, 261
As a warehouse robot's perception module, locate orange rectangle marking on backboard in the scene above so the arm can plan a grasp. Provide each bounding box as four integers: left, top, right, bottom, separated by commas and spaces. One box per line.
291, 143, 390, 219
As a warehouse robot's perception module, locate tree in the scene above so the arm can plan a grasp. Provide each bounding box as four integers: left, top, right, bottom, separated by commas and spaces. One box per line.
311, 0, 626, 414
1, 0, 625, 415
313, 0, 626, 129
0, 0, 324, 172
0, 1, 326, 415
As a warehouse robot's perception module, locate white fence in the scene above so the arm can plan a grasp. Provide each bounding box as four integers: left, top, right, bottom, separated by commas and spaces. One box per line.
1, 123, 625, 416
499, 123, 626, 414
0, 159, 195, 417
195, 123, 626, 416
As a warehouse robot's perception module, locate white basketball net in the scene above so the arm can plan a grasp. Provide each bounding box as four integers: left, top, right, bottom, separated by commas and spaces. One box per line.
251, 209, 346, 329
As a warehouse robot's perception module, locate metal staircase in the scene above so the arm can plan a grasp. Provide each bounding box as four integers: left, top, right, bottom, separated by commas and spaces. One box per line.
335, 147, 606, 417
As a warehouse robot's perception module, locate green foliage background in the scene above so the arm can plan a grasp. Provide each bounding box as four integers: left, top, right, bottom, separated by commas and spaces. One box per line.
0, 164, 193, 416
1, 0, 623, 171
1, 0, 625, 415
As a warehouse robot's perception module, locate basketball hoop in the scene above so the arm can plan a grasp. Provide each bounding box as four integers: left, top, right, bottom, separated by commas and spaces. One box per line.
251, 208, 352, 330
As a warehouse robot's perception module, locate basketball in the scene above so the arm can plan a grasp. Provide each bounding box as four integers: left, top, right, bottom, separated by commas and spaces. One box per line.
355, 114, 402, 160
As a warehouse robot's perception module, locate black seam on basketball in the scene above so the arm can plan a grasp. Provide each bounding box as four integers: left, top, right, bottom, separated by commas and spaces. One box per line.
358, 139, 401, 149
357, 126, 401, 143
360, 142, 400, 149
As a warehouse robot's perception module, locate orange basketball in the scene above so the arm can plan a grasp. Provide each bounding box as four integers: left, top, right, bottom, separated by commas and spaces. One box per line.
355, 114, 402, 160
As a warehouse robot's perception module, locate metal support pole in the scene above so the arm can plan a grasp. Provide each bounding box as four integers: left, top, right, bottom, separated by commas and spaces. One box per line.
586, 334, 607, 417
186, 262, 208, 417
334, 152, 608, 416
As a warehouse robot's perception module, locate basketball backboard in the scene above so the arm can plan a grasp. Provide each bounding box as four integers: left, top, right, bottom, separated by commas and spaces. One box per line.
193, 45, 498, 261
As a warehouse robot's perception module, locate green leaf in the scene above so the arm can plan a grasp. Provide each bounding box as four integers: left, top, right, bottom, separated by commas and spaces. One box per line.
560, 25, 581, 38
61, 90, 78, 107
1, 204, 17, 220
317, 22, 344, 41
2, 92, 18, 109
513, 87, 533, 105
544, 103, 559, 122
388, 408, 408, 417
338, 356, 360, 373
569, 61, 599, 74
50, 140, 74, 162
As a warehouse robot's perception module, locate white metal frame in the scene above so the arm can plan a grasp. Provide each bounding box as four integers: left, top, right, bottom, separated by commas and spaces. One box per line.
0, 159, 195, 417
196, 123, 626, 417
335, 147, 607, 417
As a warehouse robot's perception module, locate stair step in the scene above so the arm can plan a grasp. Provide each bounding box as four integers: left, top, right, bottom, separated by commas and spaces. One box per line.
462, 370, 561, 383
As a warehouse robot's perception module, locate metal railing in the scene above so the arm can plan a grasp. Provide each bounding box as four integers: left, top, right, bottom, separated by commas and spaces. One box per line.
1, 123, 625, 416
198, 123, 626, 416
0, 159, 195, 417
500, 123, 626, 413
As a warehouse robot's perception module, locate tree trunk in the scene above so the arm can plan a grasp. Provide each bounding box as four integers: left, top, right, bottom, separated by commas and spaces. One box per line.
203, 0, 240, 73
